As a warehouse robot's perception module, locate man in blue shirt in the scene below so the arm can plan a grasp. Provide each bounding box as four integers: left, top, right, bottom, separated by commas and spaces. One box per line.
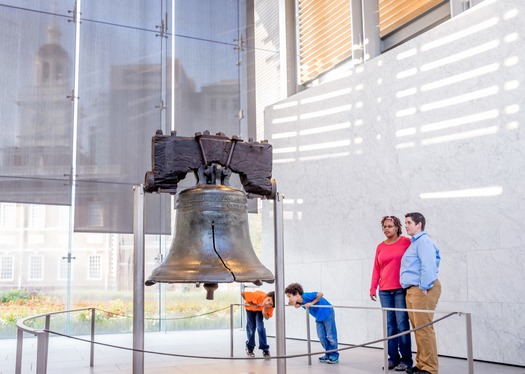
400, 212, 441, 374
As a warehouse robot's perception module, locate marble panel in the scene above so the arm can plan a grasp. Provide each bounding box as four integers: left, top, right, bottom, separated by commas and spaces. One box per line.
467, 248, 523, 302
262, 0, 525, 366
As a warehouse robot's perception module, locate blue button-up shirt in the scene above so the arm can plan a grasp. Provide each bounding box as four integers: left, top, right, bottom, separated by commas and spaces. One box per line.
400, 231, 441, 290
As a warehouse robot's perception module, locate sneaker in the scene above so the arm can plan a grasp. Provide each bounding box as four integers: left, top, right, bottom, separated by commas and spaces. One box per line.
394, 363, 408, 371
263, 350, 271, 358
318, 355, 329, 363
245, 348, 255, 358
326, 358, 339, 364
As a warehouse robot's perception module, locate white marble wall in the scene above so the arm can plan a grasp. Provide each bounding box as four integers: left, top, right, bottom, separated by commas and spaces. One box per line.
261, 0, 525, 366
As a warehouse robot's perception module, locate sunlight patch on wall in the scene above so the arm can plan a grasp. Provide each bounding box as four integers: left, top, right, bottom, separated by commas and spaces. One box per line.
397, 48, 417, 60
300, 88, 353, 104
396, 68, 418, 79
420, 186, 503, 199
504, 104, 519, 114
421, 126, 499, 145
395, 142, 416, 149
299, 122, 351, 135
273, 158, 296, 164
420, 40, 499, 72
299, 152, 350, 162
272, 131, 297, 139
272, 115, 298, 124
273, 147, 297, 154
397, 87, 418, 98
420, 110, 499, 132
396, 107, 417, 117
300, 105, 353, 120
420, 86, 498, 112
420, 18, 498, 51
396, 127, 417, 137
421, 63, 499, 92
298, 139, 351, 151
273, 101, 297, 110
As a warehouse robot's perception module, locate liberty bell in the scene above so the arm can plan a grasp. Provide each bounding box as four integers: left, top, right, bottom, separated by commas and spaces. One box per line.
145, 136, 275, 299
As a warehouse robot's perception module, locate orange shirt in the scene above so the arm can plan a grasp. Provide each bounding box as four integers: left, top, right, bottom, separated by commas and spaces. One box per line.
243, 291, 274, 318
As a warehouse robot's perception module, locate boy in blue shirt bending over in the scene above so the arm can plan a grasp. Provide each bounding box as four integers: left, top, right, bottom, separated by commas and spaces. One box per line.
285, 283, 339, 364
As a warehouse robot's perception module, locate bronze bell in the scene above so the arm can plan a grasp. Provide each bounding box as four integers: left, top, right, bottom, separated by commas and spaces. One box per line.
145, 182, 274, 299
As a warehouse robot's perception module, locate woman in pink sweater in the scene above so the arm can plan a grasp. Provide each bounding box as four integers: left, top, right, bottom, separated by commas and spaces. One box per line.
370, 216, 413, 371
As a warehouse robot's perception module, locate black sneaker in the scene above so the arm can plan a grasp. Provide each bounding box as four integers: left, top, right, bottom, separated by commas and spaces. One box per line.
245, 348, 255, 358
263, 350, 271, 358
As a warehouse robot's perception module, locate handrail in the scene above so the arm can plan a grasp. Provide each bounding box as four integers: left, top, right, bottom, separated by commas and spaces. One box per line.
15, 304, 473, 374
293, 304, 473, 374
16, 307, 95, 333
15, 307, 96, 374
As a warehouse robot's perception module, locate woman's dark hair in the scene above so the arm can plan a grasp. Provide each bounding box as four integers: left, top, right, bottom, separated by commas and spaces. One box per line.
405, 212, 426, 230
284, 283, 304, 296
381, 215, 403, 236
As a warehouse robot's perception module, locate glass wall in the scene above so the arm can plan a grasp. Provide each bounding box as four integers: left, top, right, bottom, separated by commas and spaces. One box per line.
0, 0, 252, 337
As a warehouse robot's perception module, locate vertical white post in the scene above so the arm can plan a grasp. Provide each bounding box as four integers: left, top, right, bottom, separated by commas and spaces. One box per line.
133, 185, 145, 374
278, 0, 298, 98
273, 190, 287, 374
90, 308, 95, 367
382, 308, 389, 373
306, 307, 311, 365
466, 313, 474, 374
15, 328, 24, 374
35, 332, 47, 374
230, 304, 234, 358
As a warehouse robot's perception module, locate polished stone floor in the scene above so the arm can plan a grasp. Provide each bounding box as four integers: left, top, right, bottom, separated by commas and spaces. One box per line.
2, 329, 524, 374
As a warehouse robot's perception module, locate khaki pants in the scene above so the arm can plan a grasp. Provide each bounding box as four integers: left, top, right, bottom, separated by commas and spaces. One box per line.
406, 280, 441, 374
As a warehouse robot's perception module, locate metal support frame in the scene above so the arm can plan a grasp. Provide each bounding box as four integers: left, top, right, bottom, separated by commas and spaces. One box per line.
90, 308, 95, 367
466, 313, 474, 374
132, 184, 287, 373
230, 304, 234, 358
359, 0, 380, 62
273, 191, 287, 374
133, 185, 145, 374
279, 0, 298, 98
382, 309, 389, 373
305, 307, 311, 365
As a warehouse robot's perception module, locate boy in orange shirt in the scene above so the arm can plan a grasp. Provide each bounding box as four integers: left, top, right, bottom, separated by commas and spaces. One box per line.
241, 290, 275, 358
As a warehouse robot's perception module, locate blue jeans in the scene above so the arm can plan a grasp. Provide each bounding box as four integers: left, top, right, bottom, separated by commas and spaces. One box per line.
316, 310, 339, 360
245, 310, 269, 351
379, 289, 412, 366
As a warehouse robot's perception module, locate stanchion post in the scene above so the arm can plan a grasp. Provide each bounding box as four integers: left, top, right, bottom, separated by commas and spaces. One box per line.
273, 190, 287, 374
15, 328, 23, 374
90, 308, 95, 367
35, 332, 47, 374
306, 306, 311, 365
43, 315, 50, 371
133, 185, 145, 374
465, 312, 474, 374
230, 304, 234, 358
382, 308, 389, 373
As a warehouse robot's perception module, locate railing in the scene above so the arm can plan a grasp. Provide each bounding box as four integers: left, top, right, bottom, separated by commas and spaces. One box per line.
15, 307, 96, 374
15, 304, 473, 374
295, 304, 473, 374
